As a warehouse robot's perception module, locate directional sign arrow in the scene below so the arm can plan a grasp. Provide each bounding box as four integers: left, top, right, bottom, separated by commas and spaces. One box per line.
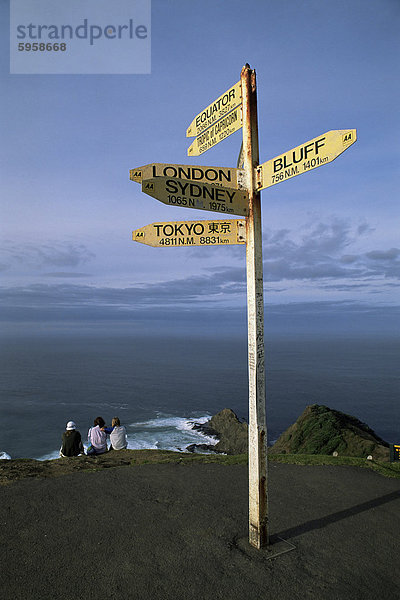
186, 80, 242, 138
141, 177, 249, 217
257, 129, 357, 190
132, 219, 246, 247
130, 163, 245, 189
187, 105, 242, 157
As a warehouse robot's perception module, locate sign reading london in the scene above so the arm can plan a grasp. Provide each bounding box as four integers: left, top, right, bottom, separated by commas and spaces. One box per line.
257, 129, 357, 190
186, 81, 243, 156
141, 177, 249, 216
130, 163, 245, 189
133, 219, 246, 247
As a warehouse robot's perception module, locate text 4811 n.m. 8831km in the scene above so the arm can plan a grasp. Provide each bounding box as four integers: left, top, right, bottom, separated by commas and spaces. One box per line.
132, 219, 246, 248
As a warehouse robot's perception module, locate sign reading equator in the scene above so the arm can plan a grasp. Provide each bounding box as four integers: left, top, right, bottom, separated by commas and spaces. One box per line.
132, 219, 246, 247
141, 176, 249, 216
257, 129, 357, 190
186, 81, 242, 138
130, 163, 245, 189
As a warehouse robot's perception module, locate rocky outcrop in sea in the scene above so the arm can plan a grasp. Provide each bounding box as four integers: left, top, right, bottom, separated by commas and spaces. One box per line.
188, 408, 248, 455
189, 404, 390, 460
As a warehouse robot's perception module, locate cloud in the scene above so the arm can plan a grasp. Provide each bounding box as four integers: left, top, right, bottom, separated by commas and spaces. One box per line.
365, 248, 400, 261
340, 255, 358, 264
0, 291, 398, 339
321, 282, 400, 293
0, 218, 398, 327
357, 223, 374, 236
261, 219, 400, 285
0, 269, 246, 316
0, 241, 95, 271
44, 272, 92, 278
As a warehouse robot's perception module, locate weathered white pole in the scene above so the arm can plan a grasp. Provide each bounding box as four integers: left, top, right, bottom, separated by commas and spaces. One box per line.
241, 64, 268, 549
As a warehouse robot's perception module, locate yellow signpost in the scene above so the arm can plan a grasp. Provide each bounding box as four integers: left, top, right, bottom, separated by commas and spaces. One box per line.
132, 219, 246, 247
129, 63, 357, 553
256, 129, 357, 190
186, 81, 242, 138
141, 176, 249, 216
390, 444, 400, 462
130, 163, 245, 189
187, 105, 242, 157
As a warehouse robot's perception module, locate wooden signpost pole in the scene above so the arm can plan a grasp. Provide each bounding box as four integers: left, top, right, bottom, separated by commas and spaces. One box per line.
131, 62, 356, 551
241, 64, 269, 549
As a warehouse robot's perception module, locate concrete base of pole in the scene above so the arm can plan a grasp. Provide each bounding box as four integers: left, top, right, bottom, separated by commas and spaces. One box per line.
249, 523, 268, 550
237, 535, 296, 560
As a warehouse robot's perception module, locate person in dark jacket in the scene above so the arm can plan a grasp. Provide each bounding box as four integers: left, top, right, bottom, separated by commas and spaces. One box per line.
60, 421, 84, 457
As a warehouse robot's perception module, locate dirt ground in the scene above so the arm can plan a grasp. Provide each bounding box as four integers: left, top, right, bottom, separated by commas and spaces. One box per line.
0, 459, 399, 600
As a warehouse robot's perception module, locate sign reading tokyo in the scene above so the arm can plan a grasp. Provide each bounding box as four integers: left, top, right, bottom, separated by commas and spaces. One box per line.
130, 163, 245, 189
132, 219, 246, 247
186, 81, 242, 138
187, 106, 242, 157
257, 129, 357, 190
141, 177, 249, 216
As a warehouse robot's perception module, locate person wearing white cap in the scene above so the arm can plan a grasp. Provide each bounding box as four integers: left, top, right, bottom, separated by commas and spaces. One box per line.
60, 421, 85, 457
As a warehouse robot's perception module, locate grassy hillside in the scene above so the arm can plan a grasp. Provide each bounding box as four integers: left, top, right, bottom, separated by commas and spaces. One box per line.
0, 449, 399, 485
270, 404, 389, 460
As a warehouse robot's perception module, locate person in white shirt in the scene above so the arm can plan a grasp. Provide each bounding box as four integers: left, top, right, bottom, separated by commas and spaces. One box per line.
109, 417, 128, 451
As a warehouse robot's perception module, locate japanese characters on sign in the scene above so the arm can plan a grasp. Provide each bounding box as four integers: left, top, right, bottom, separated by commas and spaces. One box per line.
133, 219, 246, 247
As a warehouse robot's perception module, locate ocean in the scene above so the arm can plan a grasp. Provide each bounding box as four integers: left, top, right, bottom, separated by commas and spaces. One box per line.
0, 334, 399, 460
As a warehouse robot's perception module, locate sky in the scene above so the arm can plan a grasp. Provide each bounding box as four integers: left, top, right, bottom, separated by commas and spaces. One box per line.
1, 0, 399, 338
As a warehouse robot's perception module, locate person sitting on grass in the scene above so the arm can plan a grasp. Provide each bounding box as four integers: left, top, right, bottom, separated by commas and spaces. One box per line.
109, 417, 128, 451
60, 421, 84, 457
87, 416, 108, 455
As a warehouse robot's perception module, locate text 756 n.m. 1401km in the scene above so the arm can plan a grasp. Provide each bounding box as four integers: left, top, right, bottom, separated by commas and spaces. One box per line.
257, 129, 356, 190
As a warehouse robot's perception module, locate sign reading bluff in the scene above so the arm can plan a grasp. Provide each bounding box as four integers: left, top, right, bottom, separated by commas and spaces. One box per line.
133, 219, 246, 247
141, 177, 249, 216
257, 129, 357, 190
